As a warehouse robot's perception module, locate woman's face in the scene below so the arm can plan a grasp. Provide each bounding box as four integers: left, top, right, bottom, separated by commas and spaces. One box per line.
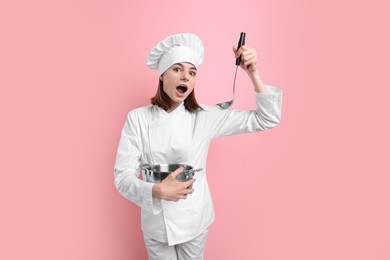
160, 62, 197, 110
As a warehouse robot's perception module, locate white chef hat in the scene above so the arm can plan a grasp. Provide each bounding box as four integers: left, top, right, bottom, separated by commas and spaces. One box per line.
146, 33, 204, 76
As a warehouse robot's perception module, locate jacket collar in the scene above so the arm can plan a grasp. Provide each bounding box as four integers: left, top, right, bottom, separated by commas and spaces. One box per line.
154, 102, 185, 117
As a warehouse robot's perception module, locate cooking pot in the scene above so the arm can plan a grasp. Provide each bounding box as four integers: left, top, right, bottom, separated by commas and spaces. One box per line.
140, 163, 202, 186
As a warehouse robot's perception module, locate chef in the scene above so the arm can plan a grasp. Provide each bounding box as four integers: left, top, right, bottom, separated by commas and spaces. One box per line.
114, 33, 282, 260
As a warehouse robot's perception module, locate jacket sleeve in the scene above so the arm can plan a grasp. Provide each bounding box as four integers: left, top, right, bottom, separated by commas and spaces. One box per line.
114, 111, 162, 214
205, 85, 283, 139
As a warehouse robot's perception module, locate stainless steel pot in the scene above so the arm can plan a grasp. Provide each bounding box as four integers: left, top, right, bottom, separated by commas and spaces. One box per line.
140, 164, 202, 186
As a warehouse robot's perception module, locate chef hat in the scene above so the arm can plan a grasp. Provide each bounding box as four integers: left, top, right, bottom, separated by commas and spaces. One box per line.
146, 33, 204, 76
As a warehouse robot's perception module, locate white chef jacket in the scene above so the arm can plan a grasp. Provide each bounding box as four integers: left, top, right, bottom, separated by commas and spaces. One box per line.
114, 85, 282, 246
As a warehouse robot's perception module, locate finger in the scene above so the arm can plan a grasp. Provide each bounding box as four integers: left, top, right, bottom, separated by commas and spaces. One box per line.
243, 57, 257, 68
173, 195, 187, 202
182, 178, 195, 188
241, 51, 257, 63
239, 45, 252, 53
170, 167, 184, 178
234, 44, 247, 58
241, 48, 256, 58
183, 188, 194, 195
241, 49, 257, 59
233, 46, 240, 59
241, 52, 257, 62
241, 56, 257, 67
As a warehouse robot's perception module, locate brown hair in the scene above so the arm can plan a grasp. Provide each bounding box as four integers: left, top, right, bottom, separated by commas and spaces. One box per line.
150, 80, 203, 113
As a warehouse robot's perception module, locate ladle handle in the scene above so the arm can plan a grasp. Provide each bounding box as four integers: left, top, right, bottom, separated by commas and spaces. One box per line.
235, 32, 246, 66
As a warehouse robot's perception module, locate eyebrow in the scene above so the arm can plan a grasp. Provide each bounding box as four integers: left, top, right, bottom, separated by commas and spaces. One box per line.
175, 63, 197, 70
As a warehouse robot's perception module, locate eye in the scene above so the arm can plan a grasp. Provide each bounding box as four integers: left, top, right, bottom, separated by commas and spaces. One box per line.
189, 71, 197, 77
173, 67, 181, 72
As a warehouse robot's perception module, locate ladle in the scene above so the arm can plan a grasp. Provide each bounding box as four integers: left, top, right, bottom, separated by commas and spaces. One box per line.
215, 32, 245, 110
215, 66, 238, 109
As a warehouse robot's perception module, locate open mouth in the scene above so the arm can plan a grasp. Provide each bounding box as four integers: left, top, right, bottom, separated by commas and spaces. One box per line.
176, 85, 188, 94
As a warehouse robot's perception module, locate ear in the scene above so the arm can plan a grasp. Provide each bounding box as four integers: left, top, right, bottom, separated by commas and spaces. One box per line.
159, 76, 163, 81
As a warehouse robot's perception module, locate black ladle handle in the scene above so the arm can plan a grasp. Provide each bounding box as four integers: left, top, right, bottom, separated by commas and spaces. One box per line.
235, 32, 246, 66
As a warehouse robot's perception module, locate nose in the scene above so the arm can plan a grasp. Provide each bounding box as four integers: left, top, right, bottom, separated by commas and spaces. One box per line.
181, 72, 189, 81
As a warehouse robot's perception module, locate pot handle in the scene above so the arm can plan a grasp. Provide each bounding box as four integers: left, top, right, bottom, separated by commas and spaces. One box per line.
140, 163, 151, 169
140, 163, 153, 182
184, 168, 203, 179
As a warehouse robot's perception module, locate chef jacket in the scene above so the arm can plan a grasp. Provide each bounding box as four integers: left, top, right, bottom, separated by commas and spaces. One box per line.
114, 85, 282, 246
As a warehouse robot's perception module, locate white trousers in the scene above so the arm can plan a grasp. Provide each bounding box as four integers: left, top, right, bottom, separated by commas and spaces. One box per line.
144, 229, 209, 260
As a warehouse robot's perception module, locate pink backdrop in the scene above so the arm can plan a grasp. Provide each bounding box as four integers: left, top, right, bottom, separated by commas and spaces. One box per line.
1, 0, 389, 259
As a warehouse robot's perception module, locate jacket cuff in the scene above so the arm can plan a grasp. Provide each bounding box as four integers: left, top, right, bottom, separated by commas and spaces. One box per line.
255, 85, 283, 107
144, 182, 162, 215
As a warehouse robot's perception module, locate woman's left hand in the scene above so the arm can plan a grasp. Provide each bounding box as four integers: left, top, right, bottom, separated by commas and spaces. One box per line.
233, 45, 268, 93
233, 45, 258, 75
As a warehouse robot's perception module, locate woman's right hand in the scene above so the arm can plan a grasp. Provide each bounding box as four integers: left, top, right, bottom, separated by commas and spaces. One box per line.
152, 167, 195, 202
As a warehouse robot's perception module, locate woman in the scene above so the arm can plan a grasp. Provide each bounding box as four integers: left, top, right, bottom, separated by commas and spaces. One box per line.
114, 33, 282, 260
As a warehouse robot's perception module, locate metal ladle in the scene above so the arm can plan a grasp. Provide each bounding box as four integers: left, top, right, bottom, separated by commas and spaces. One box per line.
215, 32, 246, 110
215, 66, 238, 109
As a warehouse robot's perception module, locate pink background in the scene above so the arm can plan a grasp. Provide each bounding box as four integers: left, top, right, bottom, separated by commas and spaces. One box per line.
1, 0, 389, 259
